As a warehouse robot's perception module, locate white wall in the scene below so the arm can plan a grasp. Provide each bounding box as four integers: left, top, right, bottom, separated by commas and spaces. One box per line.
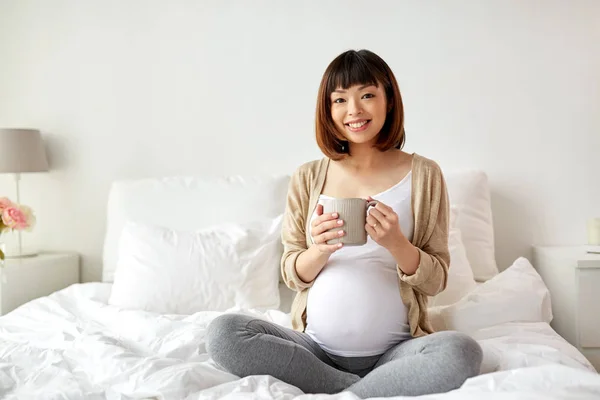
0, 0, 598, 282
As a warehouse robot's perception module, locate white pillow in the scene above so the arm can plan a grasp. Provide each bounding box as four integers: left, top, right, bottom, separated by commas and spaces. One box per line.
428, 227, 477, 307
428, 257, 552, 335
102, 175, 290, 282
108, 215, 283, 314
445, 170, 498, 281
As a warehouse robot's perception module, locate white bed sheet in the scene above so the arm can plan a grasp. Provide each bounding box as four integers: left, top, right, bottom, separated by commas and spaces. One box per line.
0, 282, 599, 400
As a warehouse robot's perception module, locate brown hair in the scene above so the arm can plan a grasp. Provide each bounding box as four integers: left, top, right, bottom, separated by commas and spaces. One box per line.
315, 49, 405, 160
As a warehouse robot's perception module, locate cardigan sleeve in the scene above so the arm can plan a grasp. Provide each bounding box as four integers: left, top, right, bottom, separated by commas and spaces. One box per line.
398, 163, 450, 296
281, 166, 315, 291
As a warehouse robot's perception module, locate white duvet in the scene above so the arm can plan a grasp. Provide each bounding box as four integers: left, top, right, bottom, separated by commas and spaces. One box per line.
1, 259, 599, 400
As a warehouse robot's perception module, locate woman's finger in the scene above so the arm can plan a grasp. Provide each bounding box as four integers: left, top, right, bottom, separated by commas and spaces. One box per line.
316, 204, 323, 216
312, 211, 338, 228
316, 229, 345, 245
371, 200, 393, 216
365, 223, 377, 237
366, 214, 378, 227
312, 218, 344, 236
368, 208, 390, 230
319, 242, 343, 254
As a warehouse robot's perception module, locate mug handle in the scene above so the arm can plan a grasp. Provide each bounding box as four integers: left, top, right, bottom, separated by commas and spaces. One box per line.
366, 200, 378, 209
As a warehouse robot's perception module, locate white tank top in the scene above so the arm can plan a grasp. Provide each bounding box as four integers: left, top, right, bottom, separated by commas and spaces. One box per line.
305, 171, 414, 357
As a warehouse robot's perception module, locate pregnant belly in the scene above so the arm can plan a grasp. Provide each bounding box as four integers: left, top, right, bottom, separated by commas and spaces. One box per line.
305, 260, 411, 356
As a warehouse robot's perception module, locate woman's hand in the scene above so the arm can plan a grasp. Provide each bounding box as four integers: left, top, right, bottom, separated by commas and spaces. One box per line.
294, 204, 343, 284
365, 196, 405, 251
365, 196, 420, 275
311, 204, 345, 254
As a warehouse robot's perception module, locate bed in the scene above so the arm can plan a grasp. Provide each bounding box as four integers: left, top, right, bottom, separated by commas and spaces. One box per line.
1, 168, 599, 399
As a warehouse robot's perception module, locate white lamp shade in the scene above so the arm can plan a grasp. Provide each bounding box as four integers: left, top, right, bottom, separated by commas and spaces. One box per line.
0, 128, 49, 173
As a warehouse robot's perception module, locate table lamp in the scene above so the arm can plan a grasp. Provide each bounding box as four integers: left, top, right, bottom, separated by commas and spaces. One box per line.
0, 128, 49, 258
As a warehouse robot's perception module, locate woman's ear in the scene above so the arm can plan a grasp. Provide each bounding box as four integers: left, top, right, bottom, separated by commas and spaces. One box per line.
387, 100, 393, 112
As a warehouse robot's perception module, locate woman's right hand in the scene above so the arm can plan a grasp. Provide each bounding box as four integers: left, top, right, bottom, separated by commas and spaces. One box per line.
311, 204, 345, 254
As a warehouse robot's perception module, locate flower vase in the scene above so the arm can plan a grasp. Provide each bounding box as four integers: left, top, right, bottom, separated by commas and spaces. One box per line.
0, 242, 6, 285
0, 242, 5, 267
0, 230, 37, 259
0, 196, 38, 258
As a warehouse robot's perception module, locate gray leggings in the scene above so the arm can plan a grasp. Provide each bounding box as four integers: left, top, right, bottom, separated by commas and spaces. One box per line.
206, 313, 483, 398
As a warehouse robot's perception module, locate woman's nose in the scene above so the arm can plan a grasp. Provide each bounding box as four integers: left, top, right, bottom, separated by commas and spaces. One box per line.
347, 98, 363, 116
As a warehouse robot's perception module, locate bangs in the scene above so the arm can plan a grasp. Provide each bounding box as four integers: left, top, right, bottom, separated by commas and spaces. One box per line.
326, 51, 386, 95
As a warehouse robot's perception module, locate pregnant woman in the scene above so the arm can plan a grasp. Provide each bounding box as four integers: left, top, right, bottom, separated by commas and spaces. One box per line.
206, 49, 483, 398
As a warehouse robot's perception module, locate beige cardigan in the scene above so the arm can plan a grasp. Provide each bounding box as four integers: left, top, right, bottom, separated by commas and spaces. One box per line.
280, 153, 450, 337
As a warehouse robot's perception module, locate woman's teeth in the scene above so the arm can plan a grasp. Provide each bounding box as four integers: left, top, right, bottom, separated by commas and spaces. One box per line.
348, 121, 368, 128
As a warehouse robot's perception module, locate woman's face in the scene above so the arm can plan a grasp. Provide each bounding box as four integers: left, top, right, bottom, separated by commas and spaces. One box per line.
330, 83, 388, 146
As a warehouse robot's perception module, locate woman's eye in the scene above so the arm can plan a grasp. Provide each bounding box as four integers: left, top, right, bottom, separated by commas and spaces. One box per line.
333, 98, 346, 104
362, 93, 374, 99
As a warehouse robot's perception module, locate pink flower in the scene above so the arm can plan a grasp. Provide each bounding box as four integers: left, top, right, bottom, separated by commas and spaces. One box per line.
0, 197, 13, 212
1, 205, 35, 231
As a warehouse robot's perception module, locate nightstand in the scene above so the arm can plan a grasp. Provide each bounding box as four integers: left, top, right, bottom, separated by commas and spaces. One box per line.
0, 252, 80, 316
532, 246, 600, 372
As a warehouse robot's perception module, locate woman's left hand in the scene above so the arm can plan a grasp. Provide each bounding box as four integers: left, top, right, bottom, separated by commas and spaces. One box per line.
365, 196, 405, 251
